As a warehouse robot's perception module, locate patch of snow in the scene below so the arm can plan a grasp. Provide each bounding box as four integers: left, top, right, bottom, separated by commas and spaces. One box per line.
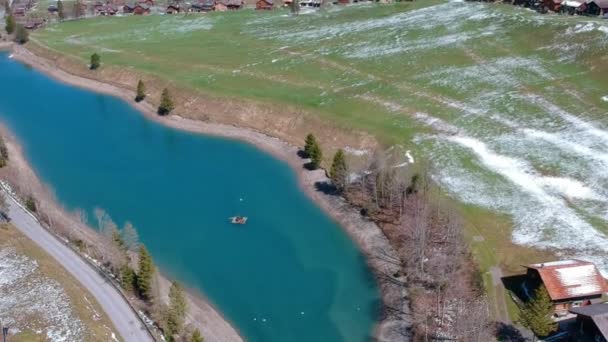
343, 146, 369, 156
405, 150, 414, 164
0, 247, 85, 340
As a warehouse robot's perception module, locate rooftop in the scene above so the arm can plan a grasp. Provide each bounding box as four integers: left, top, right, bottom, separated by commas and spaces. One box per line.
570, 303, 608, 339
526, 260, 608, 301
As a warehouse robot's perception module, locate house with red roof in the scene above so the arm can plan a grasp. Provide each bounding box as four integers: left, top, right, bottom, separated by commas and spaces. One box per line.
523, 260, 608, 317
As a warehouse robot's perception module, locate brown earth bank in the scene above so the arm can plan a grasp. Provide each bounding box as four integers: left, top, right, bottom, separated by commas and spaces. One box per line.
0, 124, 243, 342
2, 43, 413, 340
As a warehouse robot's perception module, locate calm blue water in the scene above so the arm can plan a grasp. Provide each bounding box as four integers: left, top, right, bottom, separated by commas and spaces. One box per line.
0, 53, 379, 341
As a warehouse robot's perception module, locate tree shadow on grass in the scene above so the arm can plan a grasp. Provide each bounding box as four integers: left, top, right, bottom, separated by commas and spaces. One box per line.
296, 150, 308, 159
303, 162, 319, 171
495, 322, 527, 342
314, 181, 339, 196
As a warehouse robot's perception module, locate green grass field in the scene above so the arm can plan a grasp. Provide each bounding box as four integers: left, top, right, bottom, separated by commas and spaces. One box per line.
32, 1, 608, 321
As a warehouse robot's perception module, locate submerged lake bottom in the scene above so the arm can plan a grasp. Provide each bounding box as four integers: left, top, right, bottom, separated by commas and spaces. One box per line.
0, 52, 380, 341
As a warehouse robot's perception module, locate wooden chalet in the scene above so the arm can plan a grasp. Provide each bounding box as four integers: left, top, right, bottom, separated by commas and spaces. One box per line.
124, 1, 150, 14
166, 3, 181, 13
24, 18, 44, 30
123, 2, 135, 12
13, 6, 27, 16
47, 4, 58, 12
256, 0, 273, 9
561, 0, 584, 13
543, 0, 562, 11
216, 0, 243, 10
524, 260, 608, 317
134, 3, 150, 14
190, 0, 215, 12
300, 0, 321, 7
586, 0, 608, 15
338, 0, 349, 4
102, 4, 118, 15
93, 1, 117, 15
283, 0, 292, 6
570, 303, 608, 342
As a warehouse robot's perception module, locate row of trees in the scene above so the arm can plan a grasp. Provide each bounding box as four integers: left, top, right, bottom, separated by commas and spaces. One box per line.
4, 14, 28, 44
87, 56, 175, 115
300, 140, 494, 339
301, 135, 557, 340
134, 79, 174, 115
94, 208, 203, 341
303, 133, 348, 192
0, 135, 9, 168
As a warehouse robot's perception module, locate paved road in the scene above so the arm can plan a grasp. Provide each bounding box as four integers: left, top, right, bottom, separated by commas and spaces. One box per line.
6, 194, 153, 342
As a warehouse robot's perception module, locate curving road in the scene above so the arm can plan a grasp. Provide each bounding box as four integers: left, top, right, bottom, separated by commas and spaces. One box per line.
5, 193, 153, 342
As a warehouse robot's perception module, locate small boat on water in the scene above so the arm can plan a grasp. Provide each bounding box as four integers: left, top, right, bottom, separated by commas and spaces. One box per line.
229, 216, 248, 225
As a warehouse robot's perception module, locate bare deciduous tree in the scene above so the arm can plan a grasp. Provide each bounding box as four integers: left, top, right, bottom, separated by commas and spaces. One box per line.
122, 221, 139, 251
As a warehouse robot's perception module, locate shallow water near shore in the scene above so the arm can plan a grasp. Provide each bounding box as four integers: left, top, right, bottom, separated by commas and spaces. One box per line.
0, 52, 380, 341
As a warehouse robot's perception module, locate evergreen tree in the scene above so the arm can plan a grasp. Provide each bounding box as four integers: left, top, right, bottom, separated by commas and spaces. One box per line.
330, 149, 348, 192
57, 0, 65, 20
25, 195, 36, 213
5, 14, 15, 35
135, 80, 146, 102
0, 135, 9, 168
191, 329, 204, 342
168, 280, 187, 319
304, 133, 316, 157
163, 280, 188, 341
120, 264, 136, 292
518, 286, 557, 340
14, 24, 28, 44
158, 88, 174, 115
137, 245, 154, 300
309, 142, 322, 170
90, 53, 100, 70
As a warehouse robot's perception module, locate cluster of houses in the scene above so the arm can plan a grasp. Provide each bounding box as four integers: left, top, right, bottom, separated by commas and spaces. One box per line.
42, 0, 375, 18
519, 259, 608, 341
537, 0, 608, 15
9, 0, 46, 29
492, 0, 608, 17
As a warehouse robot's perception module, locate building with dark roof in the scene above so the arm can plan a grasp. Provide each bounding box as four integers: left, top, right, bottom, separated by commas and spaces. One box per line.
570, 303, 608, 341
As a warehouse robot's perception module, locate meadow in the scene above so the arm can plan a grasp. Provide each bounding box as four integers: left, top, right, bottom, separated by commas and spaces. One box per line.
32, 0, 608, 320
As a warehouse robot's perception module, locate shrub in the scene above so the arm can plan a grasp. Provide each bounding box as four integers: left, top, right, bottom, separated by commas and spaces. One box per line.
90, 53, 101, 70
14, 24, 28, 45
25, 195, 36, 213
157, 88, 174, 116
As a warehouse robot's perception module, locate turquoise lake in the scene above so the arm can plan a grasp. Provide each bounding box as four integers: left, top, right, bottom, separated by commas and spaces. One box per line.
0, 52, 379, 341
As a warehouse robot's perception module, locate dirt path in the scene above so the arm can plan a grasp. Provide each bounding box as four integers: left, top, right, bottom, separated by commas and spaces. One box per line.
490, 266, 511, 324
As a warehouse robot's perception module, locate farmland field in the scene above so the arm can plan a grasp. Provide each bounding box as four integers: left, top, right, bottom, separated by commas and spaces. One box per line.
33, 0, 608, 281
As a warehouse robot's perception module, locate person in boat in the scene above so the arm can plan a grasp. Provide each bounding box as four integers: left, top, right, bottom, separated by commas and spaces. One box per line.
231, 216, 247, 224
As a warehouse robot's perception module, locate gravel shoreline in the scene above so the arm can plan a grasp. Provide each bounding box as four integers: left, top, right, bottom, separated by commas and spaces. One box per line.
5, 43, 412, 341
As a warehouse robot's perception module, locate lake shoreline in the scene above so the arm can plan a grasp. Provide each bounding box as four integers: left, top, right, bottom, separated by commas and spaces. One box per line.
0, 122, 244, 342
6, 43, 411, 340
